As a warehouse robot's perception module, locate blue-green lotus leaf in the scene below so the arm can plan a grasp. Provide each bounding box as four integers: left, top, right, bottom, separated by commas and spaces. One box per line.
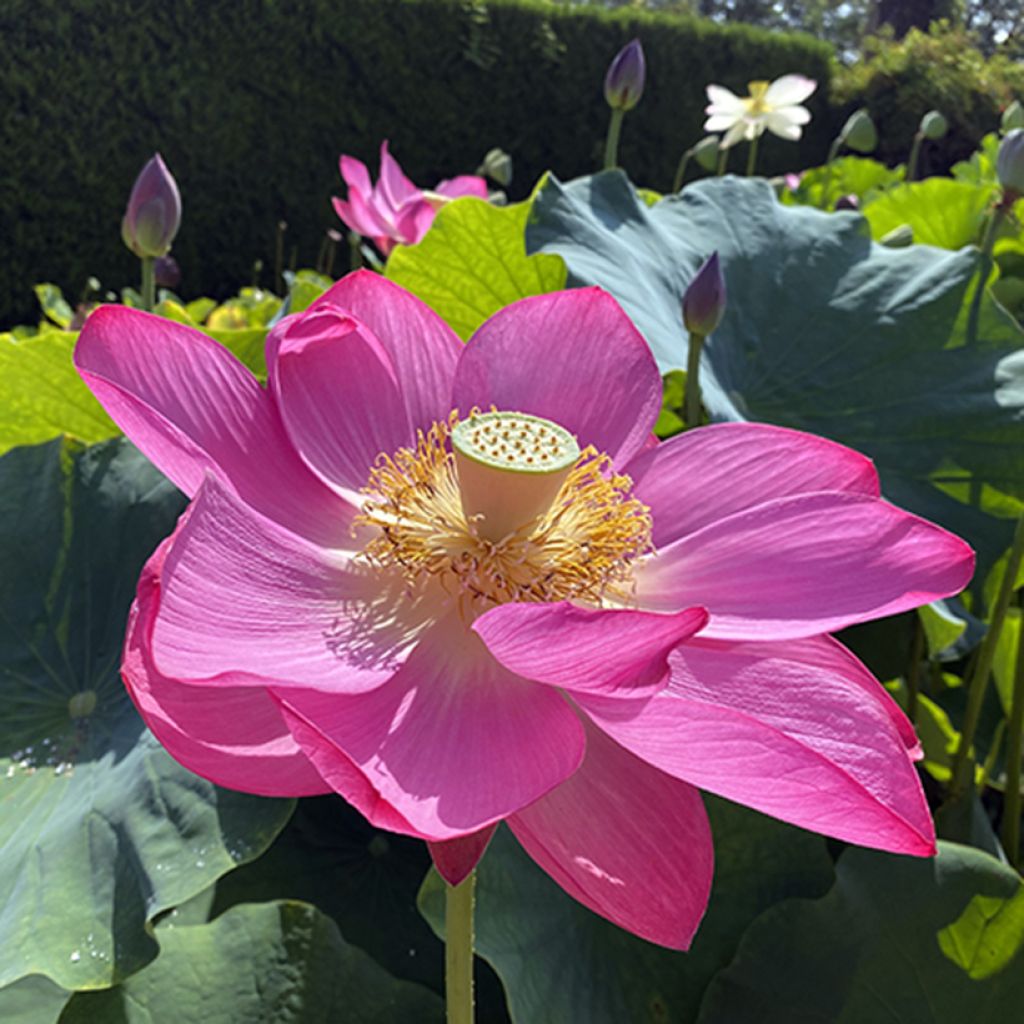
696, 842, 1024, 1023
527, 172, 1024, 576
0, 438, 294, 992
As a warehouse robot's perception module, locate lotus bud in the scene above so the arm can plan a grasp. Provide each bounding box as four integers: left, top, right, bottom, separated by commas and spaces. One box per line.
693, 135, 721, 172
604, 39, 646, 112
880, 224, 914, 248
478, 147, 513, 188
154, 255, 181, 289
997, 129, 1024, 195
834, 194, 860, 211
121, 154, 181, 259
1002, 100, 1024, 134
682, 252, 726, 337
919, 110, 948, 141
839, 109, 877, 154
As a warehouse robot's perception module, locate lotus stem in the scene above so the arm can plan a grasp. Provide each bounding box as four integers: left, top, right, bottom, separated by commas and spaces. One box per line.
907, 615, 925, 724
716, 146, 729, 176
821, 137, 843, 210
965, 205, 1006, 349
603, 108, 625, 171
1003, 629, 1024, 868
140, 256, 155, 313
684, 331, 706, 429
445, 870, 476, 1024
275, 220, 287, 297
951, 511, 1024, 800
745, 136, 760, 177
672, 149, 691, 193
907, 131, 923, 182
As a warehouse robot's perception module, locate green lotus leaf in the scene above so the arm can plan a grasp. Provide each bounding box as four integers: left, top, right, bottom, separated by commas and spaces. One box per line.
59, 901, 442, 1023
0, 437, 294, 992
782, 155, 903, 210
526, 172, 1024, 577
696, 842, 1024, 1023
0, 332, 117, 456
862, 178, 996, 249
419, 798, 833, 1024
386, 197, 566, 339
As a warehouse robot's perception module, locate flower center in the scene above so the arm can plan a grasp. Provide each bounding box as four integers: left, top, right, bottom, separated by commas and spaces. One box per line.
744, 80, 771, 116
356, 410, 653, 609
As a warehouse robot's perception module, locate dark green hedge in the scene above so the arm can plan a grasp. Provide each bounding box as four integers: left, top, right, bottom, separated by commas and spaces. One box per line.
0, 0, 833, 322
834, 25, 1024, 174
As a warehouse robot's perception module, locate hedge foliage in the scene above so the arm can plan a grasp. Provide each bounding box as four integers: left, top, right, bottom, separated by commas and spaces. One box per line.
834, 24, 1024, 175
0, 0, 834, 323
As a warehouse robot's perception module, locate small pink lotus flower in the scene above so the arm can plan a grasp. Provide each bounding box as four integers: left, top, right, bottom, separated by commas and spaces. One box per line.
76, 275, 973, 949
333, 141, 488, 256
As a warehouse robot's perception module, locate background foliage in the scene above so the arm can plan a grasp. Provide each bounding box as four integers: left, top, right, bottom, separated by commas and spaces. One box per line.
0, 0, 834, 323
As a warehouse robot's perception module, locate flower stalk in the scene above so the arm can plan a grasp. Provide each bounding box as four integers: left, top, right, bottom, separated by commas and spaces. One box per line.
445, 870, 476, 1024
950, 510, 1024, 800
140, 255, 156, 313
684, 331, 705, 429
745, 136, 760, 177
965, 205, 1006, 348
1002, 618, 1024, 868
603, 108, 625, 171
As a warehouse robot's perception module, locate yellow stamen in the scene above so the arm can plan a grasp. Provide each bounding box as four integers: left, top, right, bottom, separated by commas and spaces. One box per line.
356, 412, 653, 610
744, 80, 771, 115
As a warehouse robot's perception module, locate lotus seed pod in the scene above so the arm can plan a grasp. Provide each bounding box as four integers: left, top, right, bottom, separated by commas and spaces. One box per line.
604, 39, 646, 112
997, 129, 1024, 194
1002, 100, 1024, 134
692, 135, 720, 172
841, 109, 877, 154
479, 147, 513, 187
919, 110, 948, 141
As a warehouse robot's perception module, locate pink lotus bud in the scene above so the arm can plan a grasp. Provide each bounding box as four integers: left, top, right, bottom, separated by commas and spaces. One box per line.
604, 39, 646, 112
835, 194, 860, 211
121, 153, 181, 259
154, 255, 181, 289
683, 252, 726, 336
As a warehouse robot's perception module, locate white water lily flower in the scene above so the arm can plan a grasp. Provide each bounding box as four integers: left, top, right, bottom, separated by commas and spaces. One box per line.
704, 75, 817, 149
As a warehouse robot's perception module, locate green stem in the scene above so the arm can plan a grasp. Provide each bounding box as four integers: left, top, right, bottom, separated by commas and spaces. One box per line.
603, 108, 625, 171
672, 148, 691, 193
965, 205, 1005, 349
907, 614, 925, 725
1002, 599, 1024, 869
445, 871, 475, 1024
716, 145, 729, 176
907, 131, 923, 183
821, 137, 843, 210
140, 256, 155, 312
745, 135, 760, 177
951, 511, 1024, 800
684, 331, 706, 430
349, 232, 364, 272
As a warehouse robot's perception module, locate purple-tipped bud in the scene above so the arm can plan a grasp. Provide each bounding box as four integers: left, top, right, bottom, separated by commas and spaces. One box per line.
997, 129, 1024, 196
834, 193, 860, 211
683, 252, 726, 336
121, 153, 181, 259
154, 254, 181, 289
604, 39, 646, 112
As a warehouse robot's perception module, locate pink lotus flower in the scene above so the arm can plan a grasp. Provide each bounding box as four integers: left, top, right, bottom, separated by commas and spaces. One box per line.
332, 141, 488, 256
75, 274, 973, 949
